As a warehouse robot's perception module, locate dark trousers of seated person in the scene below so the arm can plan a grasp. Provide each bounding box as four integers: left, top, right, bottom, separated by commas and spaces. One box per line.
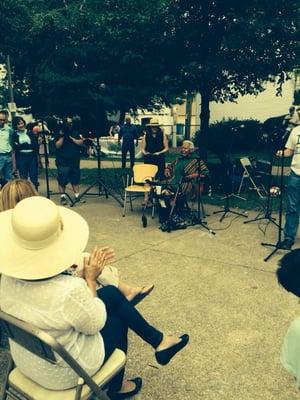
158, 192, 186, 223
121, 140, 135, 168
97, 285, 163, 392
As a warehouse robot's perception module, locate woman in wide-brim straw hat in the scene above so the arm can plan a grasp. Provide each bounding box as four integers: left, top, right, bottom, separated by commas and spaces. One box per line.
0, 179, 155, 305
0, 196, 189, 399
141, 117, 169, 180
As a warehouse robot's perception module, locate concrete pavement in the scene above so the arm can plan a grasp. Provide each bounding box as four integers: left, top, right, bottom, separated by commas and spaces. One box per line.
1, 178, 300, 400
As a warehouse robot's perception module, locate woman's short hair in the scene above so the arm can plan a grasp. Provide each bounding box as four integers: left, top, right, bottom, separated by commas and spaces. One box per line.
276, 249, 300, 297
0, 179, 38, 211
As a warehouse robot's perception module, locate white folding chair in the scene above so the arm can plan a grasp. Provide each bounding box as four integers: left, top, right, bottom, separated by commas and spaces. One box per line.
0, 310, 126, 400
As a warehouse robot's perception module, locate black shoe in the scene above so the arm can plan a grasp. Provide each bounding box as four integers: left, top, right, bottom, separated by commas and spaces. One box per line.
278, 239, 294, 250
155, 334, 189, 366
108, 377, 142, 400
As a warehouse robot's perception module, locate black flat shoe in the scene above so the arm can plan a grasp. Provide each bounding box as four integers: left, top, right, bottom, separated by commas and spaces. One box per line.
108, 377, 142, 400
155, 334, 189, 366
130, 284, 155, 307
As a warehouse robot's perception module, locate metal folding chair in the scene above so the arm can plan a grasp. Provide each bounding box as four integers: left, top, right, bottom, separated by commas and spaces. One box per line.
237, 157, 267, 198
0, 310, 126, 400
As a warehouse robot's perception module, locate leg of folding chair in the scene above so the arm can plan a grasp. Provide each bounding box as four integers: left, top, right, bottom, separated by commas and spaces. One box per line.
237, 171, 248, 195
150, 189, 155, 219
75, 377, 84, 400
129, 193, 133, 211
123, 190, 127, 217
248, 176, 265, 199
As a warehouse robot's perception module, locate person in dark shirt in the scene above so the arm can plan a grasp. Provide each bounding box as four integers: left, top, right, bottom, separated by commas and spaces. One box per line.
118, 117, 138, 169
54, 116, 84, 205
141, 118, 168, 180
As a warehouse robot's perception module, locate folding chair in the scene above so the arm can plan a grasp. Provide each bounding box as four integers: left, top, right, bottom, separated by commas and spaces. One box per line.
122, 164, 158, 218
0, 310, 126, 400
237, 157, 267, 198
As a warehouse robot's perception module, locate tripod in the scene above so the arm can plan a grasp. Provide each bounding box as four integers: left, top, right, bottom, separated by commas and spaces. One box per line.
261, 139, 288, 262
244, 146, 279, 227
39, 121, 75, 205
214, 157, 247, 222
74, 136, 123, 206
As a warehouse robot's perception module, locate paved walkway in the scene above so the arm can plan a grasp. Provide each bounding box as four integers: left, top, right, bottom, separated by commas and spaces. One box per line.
1, 178, 299, 399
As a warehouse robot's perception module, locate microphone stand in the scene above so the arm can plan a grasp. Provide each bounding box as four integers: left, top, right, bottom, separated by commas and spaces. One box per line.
213, 126, 247, 222
40, 121, 74, 205
73, 135, 123, 206
213, 156, 248, 222
261, 134, 289, 262
243, 140, 279, 227
189, 154, 215, 235
40, 121, 50, 199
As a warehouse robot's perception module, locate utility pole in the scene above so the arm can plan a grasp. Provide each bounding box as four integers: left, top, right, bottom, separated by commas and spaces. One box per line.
6, 55, 16, 118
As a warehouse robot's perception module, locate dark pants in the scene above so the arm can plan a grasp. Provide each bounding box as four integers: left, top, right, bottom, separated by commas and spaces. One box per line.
157, 191, 186, 223
17, 152, 38, 189
144, 154, 165, 180
121, 141, 135, 168
97, 285, 163, 392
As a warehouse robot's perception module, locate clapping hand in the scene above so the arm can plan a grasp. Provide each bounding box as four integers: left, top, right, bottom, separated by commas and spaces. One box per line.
83, 246, 115, 283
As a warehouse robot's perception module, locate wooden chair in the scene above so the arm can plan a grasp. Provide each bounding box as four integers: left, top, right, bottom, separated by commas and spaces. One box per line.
122, 164, 158, 217
0, 310, 126, 400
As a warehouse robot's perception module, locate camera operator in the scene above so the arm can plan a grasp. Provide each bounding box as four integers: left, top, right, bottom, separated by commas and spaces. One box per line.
54, 116, 84, 205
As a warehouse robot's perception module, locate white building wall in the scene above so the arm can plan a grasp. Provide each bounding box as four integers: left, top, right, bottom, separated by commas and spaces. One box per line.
209, 80, 295, 123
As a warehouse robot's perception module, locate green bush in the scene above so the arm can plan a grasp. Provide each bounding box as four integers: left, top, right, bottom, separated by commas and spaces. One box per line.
195, 118, 264, 153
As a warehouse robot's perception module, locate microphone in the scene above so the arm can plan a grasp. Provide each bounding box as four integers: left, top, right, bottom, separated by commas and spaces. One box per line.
281, 129, 291, 142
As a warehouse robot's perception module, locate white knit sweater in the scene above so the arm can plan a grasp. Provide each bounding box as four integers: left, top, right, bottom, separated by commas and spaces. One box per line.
0, 274, 107, 390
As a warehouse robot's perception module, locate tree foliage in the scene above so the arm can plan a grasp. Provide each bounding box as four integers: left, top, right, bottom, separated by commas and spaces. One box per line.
160, 0, 300, 146
0, 0, 299, 139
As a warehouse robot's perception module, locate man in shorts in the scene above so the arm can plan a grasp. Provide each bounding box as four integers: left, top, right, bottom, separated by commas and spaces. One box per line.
55, 117, 84, 205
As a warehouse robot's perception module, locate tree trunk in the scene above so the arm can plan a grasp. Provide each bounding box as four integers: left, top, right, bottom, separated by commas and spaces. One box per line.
198, 86, 210, 161
119, 108, 126, 125
185, 92, 193, 140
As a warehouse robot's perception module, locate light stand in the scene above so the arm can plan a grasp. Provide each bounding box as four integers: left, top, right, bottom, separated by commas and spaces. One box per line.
40, 121, 50, 199
261, 140, 288, 262
73, 136, 123, 206
243, 142, 279, 227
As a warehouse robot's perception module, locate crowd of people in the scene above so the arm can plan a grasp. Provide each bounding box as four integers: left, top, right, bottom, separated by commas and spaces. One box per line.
2, 105, 300, 396
0, 111, 210, 226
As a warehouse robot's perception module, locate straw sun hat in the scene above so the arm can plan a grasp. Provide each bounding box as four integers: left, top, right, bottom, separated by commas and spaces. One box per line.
0, 196, 89, 280
146, 117, 160, 126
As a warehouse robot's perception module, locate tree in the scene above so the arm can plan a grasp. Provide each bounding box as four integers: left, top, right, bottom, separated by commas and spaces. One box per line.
0, 0, 183, 133
161, 0, 300, 149
1, 0, 299, 142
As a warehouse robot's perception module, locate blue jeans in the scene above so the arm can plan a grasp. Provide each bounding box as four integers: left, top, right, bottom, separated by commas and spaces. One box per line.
17, 152, 38, 189
0, 153, 13, 181
284, 171, 300, 241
